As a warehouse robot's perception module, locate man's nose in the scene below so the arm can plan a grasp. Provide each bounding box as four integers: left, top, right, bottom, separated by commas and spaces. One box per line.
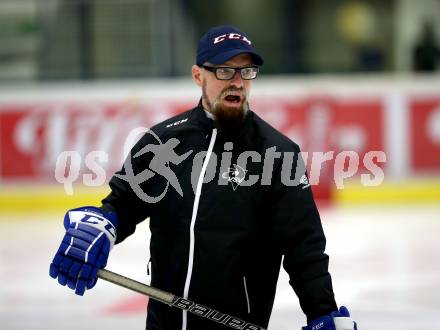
229, 71, 244, 88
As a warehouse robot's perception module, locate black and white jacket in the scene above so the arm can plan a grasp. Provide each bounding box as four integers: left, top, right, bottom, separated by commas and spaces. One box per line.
101, 102, 337, 330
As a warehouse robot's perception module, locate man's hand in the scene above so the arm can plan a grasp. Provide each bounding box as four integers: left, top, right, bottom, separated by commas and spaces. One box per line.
302, 306, 357, 330
49, 206, 118, 295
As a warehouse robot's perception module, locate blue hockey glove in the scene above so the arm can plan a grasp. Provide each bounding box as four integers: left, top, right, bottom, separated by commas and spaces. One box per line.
49, 206, 118, 296
302, 306, 357, 330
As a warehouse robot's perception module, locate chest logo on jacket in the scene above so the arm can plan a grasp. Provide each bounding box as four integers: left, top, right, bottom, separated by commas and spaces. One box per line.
221, 164, 247, 191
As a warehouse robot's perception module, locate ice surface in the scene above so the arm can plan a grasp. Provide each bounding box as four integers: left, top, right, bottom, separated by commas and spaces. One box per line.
1, 205, 439, 329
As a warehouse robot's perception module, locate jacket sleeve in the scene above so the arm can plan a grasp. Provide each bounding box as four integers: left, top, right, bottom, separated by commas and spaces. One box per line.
100, 130, 157, 244
269, 144, 337, 322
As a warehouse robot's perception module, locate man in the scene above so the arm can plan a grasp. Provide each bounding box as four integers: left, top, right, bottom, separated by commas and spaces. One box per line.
50, 25, 357, 330
412, 22, 440, 72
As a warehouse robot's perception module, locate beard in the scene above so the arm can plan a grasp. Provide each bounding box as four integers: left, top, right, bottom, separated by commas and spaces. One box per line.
202, 81, 249, 135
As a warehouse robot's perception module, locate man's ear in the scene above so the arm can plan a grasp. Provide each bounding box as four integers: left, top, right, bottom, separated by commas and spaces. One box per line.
192, 65, 203, 87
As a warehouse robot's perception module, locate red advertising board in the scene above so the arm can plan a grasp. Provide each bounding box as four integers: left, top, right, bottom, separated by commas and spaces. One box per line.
253, 96, 384, 185
410, 98, 440, 172
0, 95, 386, 199
0, 101, 184, 181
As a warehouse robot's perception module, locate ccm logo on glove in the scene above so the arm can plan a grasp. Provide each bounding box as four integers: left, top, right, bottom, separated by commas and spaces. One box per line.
67, 209, 117, 242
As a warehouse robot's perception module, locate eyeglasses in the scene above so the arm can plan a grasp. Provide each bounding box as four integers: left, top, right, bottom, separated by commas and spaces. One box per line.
200, 65, 259, 80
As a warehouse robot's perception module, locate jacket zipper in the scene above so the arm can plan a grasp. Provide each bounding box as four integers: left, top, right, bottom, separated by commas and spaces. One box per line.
182, 128, 217, 330
243, 276, 251, 314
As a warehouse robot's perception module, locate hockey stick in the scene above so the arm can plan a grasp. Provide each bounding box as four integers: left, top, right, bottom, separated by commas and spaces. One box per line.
98, 269, 265, 330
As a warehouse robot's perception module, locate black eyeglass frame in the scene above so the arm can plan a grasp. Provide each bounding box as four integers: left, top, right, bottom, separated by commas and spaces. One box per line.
199, 65, 259, 80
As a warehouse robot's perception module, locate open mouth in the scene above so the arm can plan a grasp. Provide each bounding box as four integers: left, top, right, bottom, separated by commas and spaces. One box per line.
223, 94, 242, 104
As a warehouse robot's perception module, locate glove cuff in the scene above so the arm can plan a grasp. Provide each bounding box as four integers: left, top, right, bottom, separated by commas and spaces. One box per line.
64, 206, 118, 249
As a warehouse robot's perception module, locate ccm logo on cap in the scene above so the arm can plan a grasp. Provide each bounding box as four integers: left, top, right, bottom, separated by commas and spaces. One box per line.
213, 33, 252, 45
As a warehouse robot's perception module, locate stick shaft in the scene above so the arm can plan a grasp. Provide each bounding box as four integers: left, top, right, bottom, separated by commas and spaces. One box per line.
97, 269, 266, 330
97, 269, 174, 305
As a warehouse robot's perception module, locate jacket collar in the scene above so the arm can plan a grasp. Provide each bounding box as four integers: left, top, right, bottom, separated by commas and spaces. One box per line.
192, 99, 214, 131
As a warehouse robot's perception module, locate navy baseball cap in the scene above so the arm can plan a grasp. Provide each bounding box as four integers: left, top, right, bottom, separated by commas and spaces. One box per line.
196, 25, 264, 66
